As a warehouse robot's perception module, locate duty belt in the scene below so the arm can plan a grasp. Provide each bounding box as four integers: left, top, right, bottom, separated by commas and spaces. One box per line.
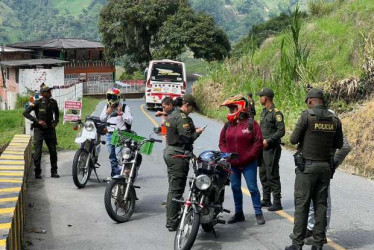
305, 159, 329, 164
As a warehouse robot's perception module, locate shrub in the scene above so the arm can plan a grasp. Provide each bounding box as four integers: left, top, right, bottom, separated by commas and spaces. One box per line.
15, 94, 30, 109
308, 0, 337, 17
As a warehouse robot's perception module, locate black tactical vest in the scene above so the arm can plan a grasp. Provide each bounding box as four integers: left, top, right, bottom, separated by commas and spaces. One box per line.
301, 109, 338, 161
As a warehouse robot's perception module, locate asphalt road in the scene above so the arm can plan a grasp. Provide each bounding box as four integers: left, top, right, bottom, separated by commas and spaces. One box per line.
24, 99, 374, 250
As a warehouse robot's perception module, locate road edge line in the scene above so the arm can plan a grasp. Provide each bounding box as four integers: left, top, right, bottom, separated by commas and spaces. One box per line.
241, 187, 346, 250
140, 104, 159, 126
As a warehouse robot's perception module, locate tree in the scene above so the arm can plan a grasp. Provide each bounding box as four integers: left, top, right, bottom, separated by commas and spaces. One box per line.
99, 0, 231, 70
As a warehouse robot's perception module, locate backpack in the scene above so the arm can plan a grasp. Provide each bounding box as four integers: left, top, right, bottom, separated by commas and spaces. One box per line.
107, 103, 132, 130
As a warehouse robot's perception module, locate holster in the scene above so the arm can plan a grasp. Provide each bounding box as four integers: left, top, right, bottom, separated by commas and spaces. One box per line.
293, 151, 305, 172
329, 157, 336, 179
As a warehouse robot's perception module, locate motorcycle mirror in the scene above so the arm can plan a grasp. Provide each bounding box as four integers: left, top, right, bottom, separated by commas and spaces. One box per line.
153, 126, 162, 134
230, 153, 239, 159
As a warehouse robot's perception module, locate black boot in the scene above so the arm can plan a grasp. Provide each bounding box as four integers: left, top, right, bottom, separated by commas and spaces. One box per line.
260, 199, 272, 207
268, 202, 283, 211
227, 212, 245, 224
255, 213, 265, 225
311, 246, 323, 250
285, 245, 302, 250
51, 171, 60, 178
35, 169, 42, 179
304, 229, 314, 245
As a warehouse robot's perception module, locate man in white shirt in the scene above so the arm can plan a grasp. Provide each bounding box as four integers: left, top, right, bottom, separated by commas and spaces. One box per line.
100, 88, 133, 179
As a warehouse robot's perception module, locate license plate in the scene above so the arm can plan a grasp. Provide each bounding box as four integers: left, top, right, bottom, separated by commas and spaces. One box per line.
153, 87, 161, 92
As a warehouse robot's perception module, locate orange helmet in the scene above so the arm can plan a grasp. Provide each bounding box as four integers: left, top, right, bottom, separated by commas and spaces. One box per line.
220, 95, 248, 123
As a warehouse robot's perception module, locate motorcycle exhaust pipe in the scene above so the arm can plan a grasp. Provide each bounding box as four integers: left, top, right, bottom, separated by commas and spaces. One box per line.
172, 198, 185, 204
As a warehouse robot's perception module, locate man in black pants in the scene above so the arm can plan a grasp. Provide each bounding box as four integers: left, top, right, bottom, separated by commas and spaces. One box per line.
23, 84, 60, 179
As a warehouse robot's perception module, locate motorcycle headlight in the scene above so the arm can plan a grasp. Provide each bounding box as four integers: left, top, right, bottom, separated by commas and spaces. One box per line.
195, 174, 211, 190
84, 121, 95, 132
122, 147, 133, 160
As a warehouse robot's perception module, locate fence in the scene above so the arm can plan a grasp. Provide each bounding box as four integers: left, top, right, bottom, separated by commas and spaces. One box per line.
83, 80, 145, 95
51, 82, 83, 109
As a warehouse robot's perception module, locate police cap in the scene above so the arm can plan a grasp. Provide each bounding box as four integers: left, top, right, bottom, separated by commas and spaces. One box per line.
182, 94, 198, 109
256, 87, 274, 98
305, 88, 324, 102
40, 84, 53, 93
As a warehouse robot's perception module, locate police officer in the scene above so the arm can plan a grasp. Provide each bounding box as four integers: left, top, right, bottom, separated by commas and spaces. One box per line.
247, 92, 256, 118
23, 84, 60, 179
163, 94, 204, 231
257, 87, 285, 211
286, 88, 343, 250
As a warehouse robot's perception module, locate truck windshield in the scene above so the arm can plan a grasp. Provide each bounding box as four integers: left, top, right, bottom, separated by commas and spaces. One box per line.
151, 62, 183, 82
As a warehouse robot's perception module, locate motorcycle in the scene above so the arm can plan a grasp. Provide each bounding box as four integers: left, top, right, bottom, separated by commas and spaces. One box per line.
173, 150, 237, 250
72, 116, 107, 188
104, 129, 162, 223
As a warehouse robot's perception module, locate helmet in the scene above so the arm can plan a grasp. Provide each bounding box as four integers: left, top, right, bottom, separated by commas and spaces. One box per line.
220, 95, 248, 123
106, 88, 121, 106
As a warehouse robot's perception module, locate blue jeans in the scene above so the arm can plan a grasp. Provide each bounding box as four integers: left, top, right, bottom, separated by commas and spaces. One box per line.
230, 160, 262, 215
106, 134, 122, 177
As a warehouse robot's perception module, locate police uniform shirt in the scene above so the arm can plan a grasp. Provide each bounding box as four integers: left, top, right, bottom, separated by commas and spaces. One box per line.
164, 108, 200, 149
290, 105, 344, 160
259, 105, 285, 147
23, 97, 59, 128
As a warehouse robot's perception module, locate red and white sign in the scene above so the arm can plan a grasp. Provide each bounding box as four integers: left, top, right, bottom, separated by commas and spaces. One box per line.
63, 100, 82, 124
65, 101, 82, 110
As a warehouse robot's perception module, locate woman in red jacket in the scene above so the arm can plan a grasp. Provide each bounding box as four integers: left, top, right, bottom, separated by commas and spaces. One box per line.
219, 96, 265, 225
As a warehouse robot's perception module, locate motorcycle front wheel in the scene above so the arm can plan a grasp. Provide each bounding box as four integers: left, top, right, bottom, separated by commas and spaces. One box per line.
104, 179, 136, 223
174, 207, 200, 250
72, 148, 92, 188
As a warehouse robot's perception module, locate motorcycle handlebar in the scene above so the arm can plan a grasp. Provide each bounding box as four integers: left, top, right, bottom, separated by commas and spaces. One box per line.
150, 138, 162, 143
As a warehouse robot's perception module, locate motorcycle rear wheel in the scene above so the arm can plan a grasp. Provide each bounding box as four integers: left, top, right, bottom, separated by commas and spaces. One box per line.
72, 148, 92, 188
104, 179, 136, 223
174, 207, 200, 250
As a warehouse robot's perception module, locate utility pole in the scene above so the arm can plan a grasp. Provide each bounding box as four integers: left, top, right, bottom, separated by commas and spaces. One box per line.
0, 44, 5, 88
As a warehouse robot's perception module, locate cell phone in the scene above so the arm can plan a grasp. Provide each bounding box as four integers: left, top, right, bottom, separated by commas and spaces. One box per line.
201, 125, 207, 130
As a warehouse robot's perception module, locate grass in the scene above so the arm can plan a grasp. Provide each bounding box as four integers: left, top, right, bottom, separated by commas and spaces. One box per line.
0, 109, 25, 147
0, 97, 101, 151
56, 97, 102, 150
340, 99, 374, 179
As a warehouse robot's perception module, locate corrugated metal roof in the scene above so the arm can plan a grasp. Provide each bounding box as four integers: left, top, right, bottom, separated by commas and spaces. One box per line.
0, 59, 68, 67
9, 38, 104, 49
0, 46, 32, 52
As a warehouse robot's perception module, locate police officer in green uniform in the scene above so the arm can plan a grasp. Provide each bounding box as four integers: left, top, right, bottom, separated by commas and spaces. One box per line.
23, 84, 60, 179
247, 92, 256, 118
257, 87, 285, 211
163, 94, 204, 231
286, 88, 343, 250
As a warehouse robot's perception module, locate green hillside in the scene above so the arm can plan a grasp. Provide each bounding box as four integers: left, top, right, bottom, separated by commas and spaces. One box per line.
0, 0, 309, 44
50, 0, 93, 16
193, 0, 374, 177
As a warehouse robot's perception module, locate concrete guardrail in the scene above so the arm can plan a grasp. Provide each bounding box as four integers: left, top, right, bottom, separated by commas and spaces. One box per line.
0, 135, 32, 250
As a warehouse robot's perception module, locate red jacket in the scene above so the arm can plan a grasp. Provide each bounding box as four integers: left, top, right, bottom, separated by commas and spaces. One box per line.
219, 118, 263, 170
